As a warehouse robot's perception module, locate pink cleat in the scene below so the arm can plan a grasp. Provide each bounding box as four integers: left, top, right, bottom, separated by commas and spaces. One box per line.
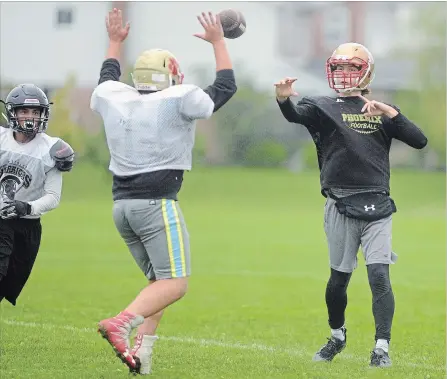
98, 311, 144, 374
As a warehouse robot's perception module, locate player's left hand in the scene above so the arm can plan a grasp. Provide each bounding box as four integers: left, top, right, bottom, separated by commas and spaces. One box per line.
359, 95, 399, 118
0, 200, 31, 219
106, 8, 130, 43
193, 12, 224, 44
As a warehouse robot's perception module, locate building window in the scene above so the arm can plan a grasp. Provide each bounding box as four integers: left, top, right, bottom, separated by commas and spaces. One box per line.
56, 9, 73, 26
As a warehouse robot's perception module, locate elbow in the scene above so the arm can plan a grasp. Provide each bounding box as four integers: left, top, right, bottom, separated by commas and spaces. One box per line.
219, 78, 238, 100
208, 83, 238, 113
53, 195, 62, 209
227, 77, 237, 96
45, 192, 62, 212
229, 82, 237, 97
224, 81, 237, 103
415, 137, 428, 150
215, 69, 237, 97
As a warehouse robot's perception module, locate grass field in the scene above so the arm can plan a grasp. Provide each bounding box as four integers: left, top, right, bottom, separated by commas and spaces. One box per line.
0, 164, 445, 379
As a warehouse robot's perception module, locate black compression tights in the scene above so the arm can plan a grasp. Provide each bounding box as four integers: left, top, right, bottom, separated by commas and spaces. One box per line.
325, 264, 395, 342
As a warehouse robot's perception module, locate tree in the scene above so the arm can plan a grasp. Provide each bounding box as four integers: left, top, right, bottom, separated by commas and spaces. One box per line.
394, 3, 446, 166
191, 63, 301, 167
46, 74, 88, 157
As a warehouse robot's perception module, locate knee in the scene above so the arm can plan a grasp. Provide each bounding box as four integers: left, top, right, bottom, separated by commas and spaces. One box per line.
328, 268, 352, 291
170, 277, 189, 300
367, 264, 391, 294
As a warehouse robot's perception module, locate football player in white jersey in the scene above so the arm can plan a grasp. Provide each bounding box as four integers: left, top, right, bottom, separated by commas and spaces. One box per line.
0, 84, 74, 306
91, 8, 237, 375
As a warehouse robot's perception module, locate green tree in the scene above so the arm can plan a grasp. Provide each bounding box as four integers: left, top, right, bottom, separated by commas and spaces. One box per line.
46, 74, 88, 157
191, 63, 298, 167
394, 4, 446, 165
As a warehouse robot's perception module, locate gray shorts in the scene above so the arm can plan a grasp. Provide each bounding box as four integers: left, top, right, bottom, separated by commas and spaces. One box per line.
324, 197, 398, 273
112, 199, 190, 280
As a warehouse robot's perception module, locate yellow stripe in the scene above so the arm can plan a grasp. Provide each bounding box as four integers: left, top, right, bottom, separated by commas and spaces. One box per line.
171, 200, 186, 277
161, 199, 176, 278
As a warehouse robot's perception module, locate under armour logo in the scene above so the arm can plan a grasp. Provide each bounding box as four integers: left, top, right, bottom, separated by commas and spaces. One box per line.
336, 98, 344, 102
364, 204, 375, 212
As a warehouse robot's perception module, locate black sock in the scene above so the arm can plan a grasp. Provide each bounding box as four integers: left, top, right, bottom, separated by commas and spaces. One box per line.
325, 268, 352, 330
367, 263, 395, 343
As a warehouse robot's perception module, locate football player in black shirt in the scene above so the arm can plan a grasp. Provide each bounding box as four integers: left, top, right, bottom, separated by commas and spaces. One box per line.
275, 42, 427, 367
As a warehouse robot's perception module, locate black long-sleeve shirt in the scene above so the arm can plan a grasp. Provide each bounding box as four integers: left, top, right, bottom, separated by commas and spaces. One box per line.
277, 95, 428, 196
96, 58, 237, 200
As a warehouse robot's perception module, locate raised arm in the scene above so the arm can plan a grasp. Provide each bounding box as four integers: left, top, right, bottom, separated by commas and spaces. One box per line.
98, 8, 130, 85
193, 12, 237, 113
275, 78, 319, 126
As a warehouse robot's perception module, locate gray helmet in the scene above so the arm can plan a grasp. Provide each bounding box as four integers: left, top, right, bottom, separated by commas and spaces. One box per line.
1, 84, 51, 135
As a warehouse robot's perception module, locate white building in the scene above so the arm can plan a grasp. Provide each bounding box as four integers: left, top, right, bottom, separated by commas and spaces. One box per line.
0, 1, 434, 95
0, 2, 109, 89
0, 1, 330, 95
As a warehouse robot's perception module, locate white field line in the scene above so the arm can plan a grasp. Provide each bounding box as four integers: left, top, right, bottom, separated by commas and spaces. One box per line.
1, 319, 444, 372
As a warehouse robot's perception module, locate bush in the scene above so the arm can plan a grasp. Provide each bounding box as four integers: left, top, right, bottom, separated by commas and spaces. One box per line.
244, 140, 288, 167
192, 133, 207, 166
301, 141, 319, 170
82, 128, 111, 173
46, 75, 88, 157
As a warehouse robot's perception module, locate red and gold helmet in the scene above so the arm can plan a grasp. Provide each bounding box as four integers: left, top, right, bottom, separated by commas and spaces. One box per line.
326, 43, 375, 94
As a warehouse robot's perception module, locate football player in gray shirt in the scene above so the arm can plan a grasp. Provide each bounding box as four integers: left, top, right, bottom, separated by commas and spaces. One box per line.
0, 84, 74, 307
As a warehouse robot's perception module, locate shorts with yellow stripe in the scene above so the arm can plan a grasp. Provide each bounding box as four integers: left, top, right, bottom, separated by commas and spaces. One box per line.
112, 198, 190, 280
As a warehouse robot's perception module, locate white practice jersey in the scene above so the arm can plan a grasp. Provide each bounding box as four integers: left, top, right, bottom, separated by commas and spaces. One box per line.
90, 80, 214, 176
0, 127, 63, 218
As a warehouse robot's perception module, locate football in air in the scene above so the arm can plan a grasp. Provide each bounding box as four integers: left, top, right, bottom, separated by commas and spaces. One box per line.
218, 9, 246, 39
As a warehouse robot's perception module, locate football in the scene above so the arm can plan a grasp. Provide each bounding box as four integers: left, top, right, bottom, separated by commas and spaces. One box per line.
218, 9, 246, 39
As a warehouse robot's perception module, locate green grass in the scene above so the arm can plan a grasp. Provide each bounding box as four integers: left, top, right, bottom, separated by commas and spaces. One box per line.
0, 164, 445, 378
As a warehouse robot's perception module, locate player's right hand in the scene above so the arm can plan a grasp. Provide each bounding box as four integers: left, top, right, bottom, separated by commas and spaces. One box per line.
193, 12, 224, 44
274, 77, 299, 101
106, 8, 130, 43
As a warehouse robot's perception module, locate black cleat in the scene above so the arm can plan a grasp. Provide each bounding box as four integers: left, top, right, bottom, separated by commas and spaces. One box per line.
312, 327, 347, 362
370, 348, 392, 367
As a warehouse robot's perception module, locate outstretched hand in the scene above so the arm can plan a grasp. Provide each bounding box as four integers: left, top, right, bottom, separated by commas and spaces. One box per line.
193, 12, 224, 44
274, 77, 299, 100
106, 8, 130, 43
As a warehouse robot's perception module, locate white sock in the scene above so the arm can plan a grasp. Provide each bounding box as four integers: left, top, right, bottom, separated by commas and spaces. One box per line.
133, 335, 159, 375
141, 334, 158, 348
133, 334, 158, 351
331, 326, 345, 341
375, 339, 389, 353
